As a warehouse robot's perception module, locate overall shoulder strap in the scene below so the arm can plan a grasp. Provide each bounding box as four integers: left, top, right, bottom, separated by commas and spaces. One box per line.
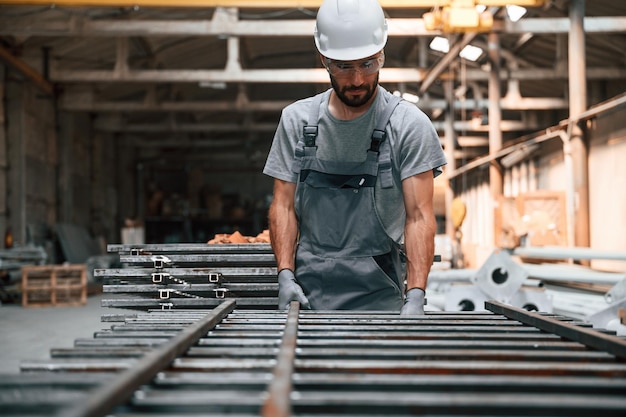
292, 92, 324, 174
371, 94, 402, 188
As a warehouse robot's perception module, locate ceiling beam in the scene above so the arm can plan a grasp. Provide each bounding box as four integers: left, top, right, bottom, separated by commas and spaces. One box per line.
504, 16, 626, 34
50, 66, 625, 83
0, 0, 548, 8
60, 94, 568, 112
49, 67, 432, 83
93, 118, 540, 133
1, 17, 624, 37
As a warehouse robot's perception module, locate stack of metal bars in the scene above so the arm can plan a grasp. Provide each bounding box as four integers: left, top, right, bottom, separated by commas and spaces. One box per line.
3, 299, 626, 416
2, 243, 626, 416
99, 243, 278, 310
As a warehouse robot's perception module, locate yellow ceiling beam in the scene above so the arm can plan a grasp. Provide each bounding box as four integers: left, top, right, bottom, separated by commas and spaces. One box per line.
0, 0, 431, 7
0, 0, 547, 8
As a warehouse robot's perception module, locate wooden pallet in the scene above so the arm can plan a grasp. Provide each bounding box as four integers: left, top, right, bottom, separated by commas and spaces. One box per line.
21, 265, 87, 307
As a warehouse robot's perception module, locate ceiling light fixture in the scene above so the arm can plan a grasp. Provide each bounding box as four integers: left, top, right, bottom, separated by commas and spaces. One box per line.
506, 5, 527, 22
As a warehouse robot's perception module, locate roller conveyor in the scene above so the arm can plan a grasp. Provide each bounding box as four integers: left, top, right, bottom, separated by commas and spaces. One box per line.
2, 243, 626, 416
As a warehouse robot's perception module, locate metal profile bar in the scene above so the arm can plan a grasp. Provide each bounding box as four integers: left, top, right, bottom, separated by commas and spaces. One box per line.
183, 346, 613, 362
292, 358, 626, 377
514, 246, 626, 262
261, 301, 300, 417
108, 243, 273, 254
103, 283, 278, 293
486, 300, 626, 360
119, 253, 276, 266
158, 371, 626, 393
289, 391, 626, 415
197, 338, 584, 350
59, 299, 235, 417
101, 297, 276, 309
96, 267, 278, 280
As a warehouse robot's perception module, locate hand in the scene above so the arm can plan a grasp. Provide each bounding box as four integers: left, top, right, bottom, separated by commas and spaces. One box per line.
400, 288, 426, 315
277, 269, 311, 310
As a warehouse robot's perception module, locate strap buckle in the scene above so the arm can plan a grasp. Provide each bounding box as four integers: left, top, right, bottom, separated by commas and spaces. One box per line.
303, 126, 318, 147
370, 129, 387, 152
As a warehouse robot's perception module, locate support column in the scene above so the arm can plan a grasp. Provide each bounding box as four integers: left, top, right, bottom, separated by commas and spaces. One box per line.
57, 112, 75, 223
488, 32, 503, 247
0, 65, 7, 246
443, 78, 456, 242
568, 0, 590, 248
6, 77, 26, 245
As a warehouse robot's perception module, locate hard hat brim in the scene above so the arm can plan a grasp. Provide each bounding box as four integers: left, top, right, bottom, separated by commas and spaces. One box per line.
315, 39, 386, 62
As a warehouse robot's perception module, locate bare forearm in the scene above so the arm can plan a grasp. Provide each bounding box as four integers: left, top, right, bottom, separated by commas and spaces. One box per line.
402, 172, 437, 292
268, 182, 298, 272
404, 216, 436, 291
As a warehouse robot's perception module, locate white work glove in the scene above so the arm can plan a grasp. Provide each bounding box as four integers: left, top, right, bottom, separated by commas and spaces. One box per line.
277, 269, 311, 310
400, 288, 426, 315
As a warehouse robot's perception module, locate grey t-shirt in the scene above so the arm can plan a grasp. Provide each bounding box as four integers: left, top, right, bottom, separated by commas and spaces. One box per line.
263, 86, 447, 242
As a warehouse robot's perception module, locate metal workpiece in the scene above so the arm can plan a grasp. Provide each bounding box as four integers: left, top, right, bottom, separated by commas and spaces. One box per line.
104, 283, 278, 296
99, 244, 279, 311
3, 300, 626, 416
5, 244, 626, 416
60, 300, 236, 417
119, 253, 276, 268
486, 300, 626, 360
101, 296, 278, 310
471, 249, 529, 303
607, 278, 626, 304
588, 299, 626, 336
522, 262, 626, 285
96, 267, 278, 282
108, 243, 273, 255
513, 245, 626, 262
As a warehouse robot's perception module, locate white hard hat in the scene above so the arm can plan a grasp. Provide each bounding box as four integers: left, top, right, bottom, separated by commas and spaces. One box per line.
314, 0, 388, 61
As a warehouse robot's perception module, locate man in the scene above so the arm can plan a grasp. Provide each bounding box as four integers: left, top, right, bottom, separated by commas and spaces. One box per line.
263, 0, 446, 314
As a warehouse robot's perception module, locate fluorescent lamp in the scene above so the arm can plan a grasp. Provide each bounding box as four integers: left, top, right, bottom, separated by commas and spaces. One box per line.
506, 5, 527, 22
430, 36, 483, 62
429, 36, 450, 53
460, 44, 483, 61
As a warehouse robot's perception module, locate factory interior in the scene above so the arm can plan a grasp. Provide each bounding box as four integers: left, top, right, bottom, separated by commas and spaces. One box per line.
0, 0, 625, 415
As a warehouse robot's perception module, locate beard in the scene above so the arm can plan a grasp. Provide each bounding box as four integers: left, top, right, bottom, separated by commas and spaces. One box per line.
330, 74, 379, 108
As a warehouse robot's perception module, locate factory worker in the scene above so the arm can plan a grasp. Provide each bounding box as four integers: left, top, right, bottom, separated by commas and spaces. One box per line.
263, 0, 446, 314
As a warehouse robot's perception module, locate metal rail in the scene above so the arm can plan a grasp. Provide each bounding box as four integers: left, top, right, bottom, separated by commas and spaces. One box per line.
4, 302, 626, 416
59, 300, 235, 417
261, 301, 299, 417
107, 243, 274, 254
486, 300, 626, 359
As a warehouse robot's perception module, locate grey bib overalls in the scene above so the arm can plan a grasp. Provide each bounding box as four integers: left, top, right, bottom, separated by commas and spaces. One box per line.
292, 91, 404, 311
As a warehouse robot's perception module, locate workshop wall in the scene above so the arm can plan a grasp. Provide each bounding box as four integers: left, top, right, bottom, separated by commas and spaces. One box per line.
456, 105, 626, 272
588, 109, 626, 272
4, 70, 57, 248
1, 66, 119, 255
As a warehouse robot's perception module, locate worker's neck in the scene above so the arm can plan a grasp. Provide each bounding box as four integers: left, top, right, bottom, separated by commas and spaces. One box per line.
329, 88, 378, 121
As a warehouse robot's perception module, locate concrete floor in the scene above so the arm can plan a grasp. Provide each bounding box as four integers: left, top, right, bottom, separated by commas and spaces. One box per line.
0, 293, 134, 374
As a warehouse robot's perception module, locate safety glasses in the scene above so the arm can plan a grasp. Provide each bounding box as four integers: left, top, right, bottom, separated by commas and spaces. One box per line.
324, 52, 385, 78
